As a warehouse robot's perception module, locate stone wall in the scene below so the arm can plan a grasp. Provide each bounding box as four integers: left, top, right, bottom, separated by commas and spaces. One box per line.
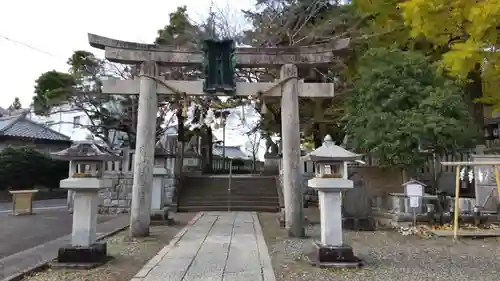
297, 166, 404, 202
66, 172, 176, 215
98, 173, 133, 214
96, 173, 177, 214
353, 166, 404, 197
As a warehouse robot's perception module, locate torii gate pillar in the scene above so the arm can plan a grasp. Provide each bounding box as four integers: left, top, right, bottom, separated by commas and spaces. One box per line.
280, 64, 304, 237
129, 61, 158, 237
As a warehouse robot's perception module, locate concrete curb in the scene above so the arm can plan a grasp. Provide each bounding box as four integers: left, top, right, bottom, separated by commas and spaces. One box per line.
130, 212, 203, 281
253, 212, 277, 281
0, 224, 130, 281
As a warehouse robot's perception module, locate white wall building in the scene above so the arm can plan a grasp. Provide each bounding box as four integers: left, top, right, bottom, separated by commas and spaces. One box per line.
27, 97, 127, 144
28, 103, 91, 141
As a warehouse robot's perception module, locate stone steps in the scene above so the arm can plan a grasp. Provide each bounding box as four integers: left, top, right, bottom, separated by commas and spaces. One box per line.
181, 191, 278, 197
181, 196, 279, 201
177, 205, 280, 212
177, 176, 280, 212
180, 200, 280, 207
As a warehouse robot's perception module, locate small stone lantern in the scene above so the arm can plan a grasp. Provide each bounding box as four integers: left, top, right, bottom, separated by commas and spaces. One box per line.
151, 142, 170, 221
303, 135, 363, 268
51, 140, 121, 266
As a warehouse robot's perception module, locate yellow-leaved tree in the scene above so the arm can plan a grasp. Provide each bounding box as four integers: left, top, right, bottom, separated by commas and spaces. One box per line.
399, 0, 500, 111
355, 0, 500, 131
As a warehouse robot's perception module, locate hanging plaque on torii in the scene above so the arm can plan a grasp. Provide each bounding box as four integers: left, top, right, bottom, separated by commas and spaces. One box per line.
202, 39, 236, 94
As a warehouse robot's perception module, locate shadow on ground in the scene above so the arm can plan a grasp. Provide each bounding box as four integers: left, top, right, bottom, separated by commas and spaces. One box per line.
0, 210, 115, 258
259, 207, 500, 281
21, 212, 197, 281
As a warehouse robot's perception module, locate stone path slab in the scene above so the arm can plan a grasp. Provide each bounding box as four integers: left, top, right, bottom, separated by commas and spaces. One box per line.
131, 212, 276, 281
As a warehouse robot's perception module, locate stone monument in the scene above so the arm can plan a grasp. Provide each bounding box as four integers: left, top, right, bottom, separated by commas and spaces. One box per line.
183, 134, 202, 173
342, 171, 375, 231
51, 140, 121, 267
303, 135, 364, 268
263, 135, 281, 175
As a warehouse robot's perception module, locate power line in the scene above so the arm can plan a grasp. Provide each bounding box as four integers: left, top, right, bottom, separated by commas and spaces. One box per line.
0, 34, 64, 60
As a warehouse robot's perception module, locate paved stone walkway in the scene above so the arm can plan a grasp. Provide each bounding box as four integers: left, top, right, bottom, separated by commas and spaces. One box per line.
131, 212, 276, 281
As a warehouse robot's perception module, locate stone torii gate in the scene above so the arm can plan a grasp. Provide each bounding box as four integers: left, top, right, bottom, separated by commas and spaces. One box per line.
87, 33, 349, 237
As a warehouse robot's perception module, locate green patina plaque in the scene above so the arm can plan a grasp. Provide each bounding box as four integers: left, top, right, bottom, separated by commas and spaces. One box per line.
202, 39, 236, 94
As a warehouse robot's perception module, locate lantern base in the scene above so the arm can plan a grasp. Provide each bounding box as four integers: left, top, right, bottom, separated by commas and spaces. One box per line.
342, 217, 376, 231
54, 242, 109, 268
151, 208, 175, 225
306, 241, 363, 268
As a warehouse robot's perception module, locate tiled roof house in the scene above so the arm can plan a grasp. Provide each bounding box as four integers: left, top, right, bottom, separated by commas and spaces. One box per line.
0, 110, 71, 153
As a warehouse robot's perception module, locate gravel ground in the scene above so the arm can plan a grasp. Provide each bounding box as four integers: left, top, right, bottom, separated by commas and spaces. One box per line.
21, 213, 196, 281
259, 210, 500, 281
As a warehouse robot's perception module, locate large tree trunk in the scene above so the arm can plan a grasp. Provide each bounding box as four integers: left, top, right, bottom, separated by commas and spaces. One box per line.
175, 112, 185, 176
313, 123, 322, 148
200, 125, 213, 172
207, 126, 213, 172
465, 64, 484, 143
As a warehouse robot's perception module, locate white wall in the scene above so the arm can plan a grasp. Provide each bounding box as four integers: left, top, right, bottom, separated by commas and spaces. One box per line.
28, 104, 91, 141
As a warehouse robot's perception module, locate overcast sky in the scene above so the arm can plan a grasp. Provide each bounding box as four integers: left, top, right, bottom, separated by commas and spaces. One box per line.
0, 0, 254, 109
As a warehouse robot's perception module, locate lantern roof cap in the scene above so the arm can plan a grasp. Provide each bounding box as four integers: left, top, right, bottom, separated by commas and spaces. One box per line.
51, 140, 122, 161
302, 135, 362, 162
402, 179, 427, 187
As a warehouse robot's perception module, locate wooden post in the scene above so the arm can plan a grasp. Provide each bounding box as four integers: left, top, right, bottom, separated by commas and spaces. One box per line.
453, 165, 461, 240
129, 61, 158, 237
280, 64, 304, 237
494, 166, 500, 205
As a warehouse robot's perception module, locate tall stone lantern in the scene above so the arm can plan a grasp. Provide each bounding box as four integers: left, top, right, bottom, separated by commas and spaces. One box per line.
303, 135, 364, 268
151, 142, 171, 222
51, 140, 121, 266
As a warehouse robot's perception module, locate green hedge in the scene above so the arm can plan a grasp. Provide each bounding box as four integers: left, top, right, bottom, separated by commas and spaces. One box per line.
0, 146, 68, 191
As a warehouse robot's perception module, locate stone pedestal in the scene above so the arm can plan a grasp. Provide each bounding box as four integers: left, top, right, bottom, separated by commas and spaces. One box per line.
150, 167, 170, 222
57, 177, 111, 267
307, 241, 361, 268
319, 191, 343, 245
263, 153, 281, 175
183, 152, 202, 173
72, 191, 99, 246
307, 178, 363, 268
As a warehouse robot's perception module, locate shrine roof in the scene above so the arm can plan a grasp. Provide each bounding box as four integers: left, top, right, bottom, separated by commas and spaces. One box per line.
213, 145, 248, 159
402, 179, 427, 187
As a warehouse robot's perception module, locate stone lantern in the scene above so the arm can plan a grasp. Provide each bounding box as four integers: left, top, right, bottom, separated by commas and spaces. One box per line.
151, 142, 171, 221
303, 135, 363, 268
51, 140, 121, 266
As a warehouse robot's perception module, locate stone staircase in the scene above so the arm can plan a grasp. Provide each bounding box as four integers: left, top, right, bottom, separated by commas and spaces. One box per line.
177, 175, 280, 212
